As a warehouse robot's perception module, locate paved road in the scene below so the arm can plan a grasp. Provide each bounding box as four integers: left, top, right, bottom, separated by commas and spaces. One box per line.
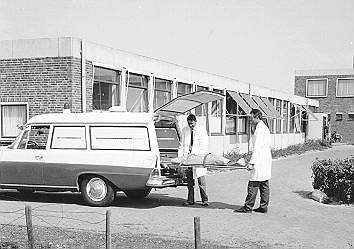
0, 144, 353, 248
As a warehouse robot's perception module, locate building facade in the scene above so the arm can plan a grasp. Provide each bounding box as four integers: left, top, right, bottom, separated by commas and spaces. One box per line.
295, 69, 354, 143
0, 37, 319, 154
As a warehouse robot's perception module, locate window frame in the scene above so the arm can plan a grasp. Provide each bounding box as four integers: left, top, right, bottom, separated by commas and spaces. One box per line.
177, 82, 192, 96
336, 78, 354, 97
153, 77, 172, 109
126, 72, 149, 112
89, 125, 151, 151
93, 66, 121, 111
306, 78, 328, 98
0, 102, 29, 139
50, 125, 87, 150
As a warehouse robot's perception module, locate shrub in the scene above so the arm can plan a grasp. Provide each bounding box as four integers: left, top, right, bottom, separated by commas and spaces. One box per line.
224, 139, 331, 162
311, 158, 354, 203
271, 139, 331, 159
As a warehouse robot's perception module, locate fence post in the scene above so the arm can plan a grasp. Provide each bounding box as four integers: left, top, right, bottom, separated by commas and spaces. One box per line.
106, 209, 111, 249
194, 216, 201, 249
25, 205, 35, 249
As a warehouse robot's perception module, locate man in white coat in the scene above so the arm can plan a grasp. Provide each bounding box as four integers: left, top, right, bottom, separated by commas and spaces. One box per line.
235, 109, 272, 213
180, 114, 209, 206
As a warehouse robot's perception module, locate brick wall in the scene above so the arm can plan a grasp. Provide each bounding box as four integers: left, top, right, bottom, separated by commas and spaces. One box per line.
0, 57, 93, 118
295, 75, 354, 143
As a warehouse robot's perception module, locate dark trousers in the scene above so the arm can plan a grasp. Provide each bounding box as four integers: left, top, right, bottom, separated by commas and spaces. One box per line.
186, 167, 208, 203
244, 180, 270, 210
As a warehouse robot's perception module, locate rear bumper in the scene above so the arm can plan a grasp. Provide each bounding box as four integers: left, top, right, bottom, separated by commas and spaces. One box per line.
146, 176, 186, 188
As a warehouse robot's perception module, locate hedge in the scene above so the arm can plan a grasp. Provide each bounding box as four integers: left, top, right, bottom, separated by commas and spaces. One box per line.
225, 139, 331, 162
311, 158, 354, 203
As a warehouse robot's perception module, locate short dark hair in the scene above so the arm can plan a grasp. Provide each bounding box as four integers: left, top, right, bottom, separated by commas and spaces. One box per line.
250, 109, 262, 119
187, 114, 197, 122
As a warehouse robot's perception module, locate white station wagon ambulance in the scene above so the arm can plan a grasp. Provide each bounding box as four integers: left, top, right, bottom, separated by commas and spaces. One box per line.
0, 91, 223, 206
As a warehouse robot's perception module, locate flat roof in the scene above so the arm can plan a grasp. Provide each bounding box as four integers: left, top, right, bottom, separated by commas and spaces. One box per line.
295, 69, 354, 76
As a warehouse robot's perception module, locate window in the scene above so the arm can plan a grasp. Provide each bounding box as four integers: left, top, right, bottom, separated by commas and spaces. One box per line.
211, 89, 223, 116
237, 117, 247, 134
294, 107, 301, 133
282, 101, 289, 133
306, 79, 327, 97
18, 125, 49, 150
1, 104, 27, 138
289, 103, 295, 133
177, 82, 192, 96
51, 126, 86, 149
195, 86, 208, 116
93, 67, 121, 110
155, 128, 180, 149
348, 113, 354, 121
225, 117, 236, 134
127, 73, 149, 112
225, 93, 237, 134
275, 99, 282, 133
210, 89, 223, 134
90, 126, 150, 150
337, 78, 354, 97
268, 98, 275, 134
154, 78, 172, 109
335, 113, 343, 121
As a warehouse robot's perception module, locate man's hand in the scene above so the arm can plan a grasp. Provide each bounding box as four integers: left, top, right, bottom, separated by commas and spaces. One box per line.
246, 163, 254, 171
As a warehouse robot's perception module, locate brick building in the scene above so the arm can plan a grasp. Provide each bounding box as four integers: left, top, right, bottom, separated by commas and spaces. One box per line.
295, 69, 354, 143
0, 37, 319, 153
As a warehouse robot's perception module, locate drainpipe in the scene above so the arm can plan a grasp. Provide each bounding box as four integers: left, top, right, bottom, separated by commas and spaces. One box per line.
120, 67, 127, 109
81, 39, 87, 113
148, 73, 155, 113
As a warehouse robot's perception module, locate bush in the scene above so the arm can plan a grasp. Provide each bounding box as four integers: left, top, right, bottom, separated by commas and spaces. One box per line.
271, 139, 331, 159
311, 158, 354, 203
224, 139, 331, 162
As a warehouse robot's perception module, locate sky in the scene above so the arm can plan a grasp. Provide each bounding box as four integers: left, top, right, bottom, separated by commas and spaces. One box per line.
1, 0, 354, 93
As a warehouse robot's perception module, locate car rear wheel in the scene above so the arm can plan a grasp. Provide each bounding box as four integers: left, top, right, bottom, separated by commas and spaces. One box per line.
124, 188, 152, 199
81, 176, 115, 206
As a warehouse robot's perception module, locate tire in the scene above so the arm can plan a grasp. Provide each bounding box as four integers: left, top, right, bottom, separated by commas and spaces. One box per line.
80, 176, 115, 207
124, 188, 152, 199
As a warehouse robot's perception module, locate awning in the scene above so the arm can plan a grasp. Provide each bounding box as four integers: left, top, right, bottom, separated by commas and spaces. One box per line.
239, 93, 267, 116
154, 90, 224, 115
260, 97, 282, 118
251, 95, 276, 118
227, 91, 252, 114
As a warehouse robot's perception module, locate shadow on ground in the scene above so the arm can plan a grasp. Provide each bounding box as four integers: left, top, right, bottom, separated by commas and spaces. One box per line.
0, 190, 240, 210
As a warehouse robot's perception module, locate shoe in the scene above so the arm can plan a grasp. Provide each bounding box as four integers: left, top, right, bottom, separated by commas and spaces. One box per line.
253, 207, 267, 213
201, 202, 209, 207
234, 207, 252, 213
183, 201, 195, 206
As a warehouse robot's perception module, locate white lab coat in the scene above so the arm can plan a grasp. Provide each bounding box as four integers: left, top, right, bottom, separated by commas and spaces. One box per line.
249, 120, 272, 181
179, 124, 208, 156
179, 124, 209, 178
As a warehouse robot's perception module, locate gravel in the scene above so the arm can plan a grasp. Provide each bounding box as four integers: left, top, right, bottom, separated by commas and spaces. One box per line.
0, 224, 234, 249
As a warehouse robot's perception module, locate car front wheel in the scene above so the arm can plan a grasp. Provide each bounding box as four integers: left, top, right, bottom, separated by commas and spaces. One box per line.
81, 176, 115, 206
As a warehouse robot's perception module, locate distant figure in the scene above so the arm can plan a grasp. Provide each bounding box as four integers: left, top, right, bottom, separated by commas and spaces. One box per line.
235, 109, 272, 213
180, 114, 209, 207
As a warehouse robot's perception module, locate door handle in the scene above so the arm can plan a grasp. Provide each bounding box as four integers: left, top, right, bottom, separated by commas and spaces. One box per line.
35, 155, 43, 160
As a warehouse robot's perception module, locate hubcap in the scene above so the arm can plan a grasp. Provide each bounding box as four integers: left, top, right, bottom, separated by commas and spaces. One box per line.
86, 178, 107, 202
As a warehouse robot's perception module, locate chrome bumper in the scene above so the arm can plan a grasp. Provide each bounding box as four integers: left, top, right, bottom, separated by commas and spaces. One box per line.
146, 176, 184, 188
